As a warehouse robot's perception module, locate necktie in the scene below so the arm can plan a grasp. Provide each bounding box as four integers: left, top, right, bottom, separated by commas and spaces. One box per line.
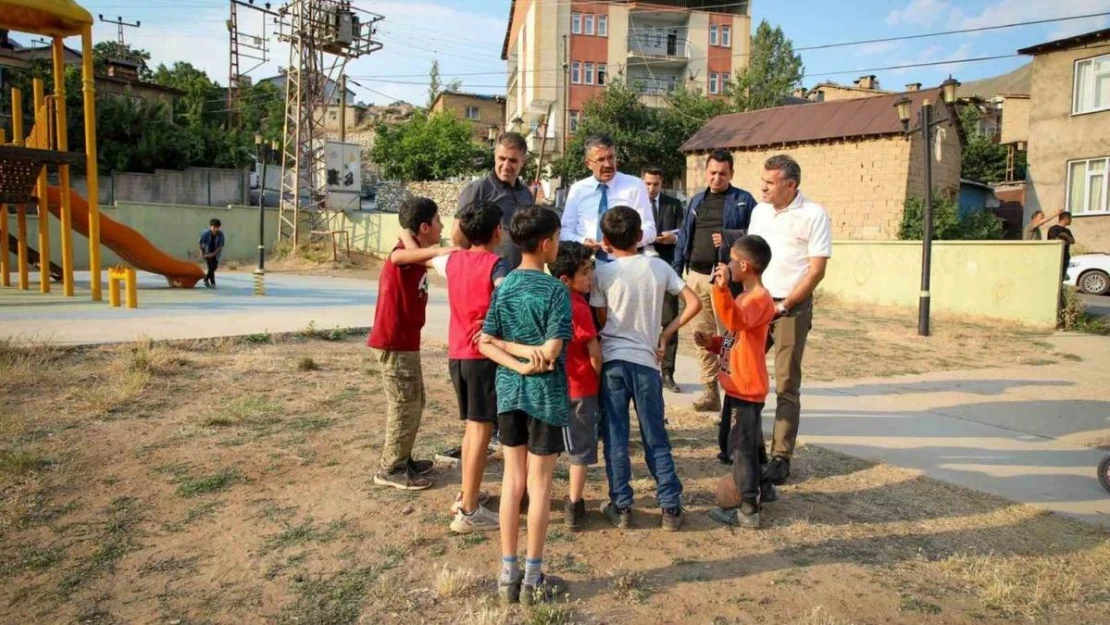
652, 197, 659, 225
595, 183, 609, 242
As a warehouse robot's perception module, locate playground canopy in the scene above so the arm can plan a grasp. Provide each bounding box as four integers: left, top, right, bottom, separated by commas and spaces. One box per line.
0, 0, 93, 37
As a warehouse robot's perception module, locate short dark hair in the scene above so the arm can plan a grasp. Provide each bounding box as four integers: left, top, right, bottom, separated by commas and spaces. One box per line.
764, 154, 801, 186
399, 197, 439, 233
209, 218, 221, 227
457, 201, 503, 245
550, 241, 594, 281
1059, 211, 1073, 221
509, 205, 561, 253
584, 133, 615, 155
600, 206, 641, 251
707, 149, 733, 170
641, 166, 664, 178
733, 234, 772, 275
496, 132, 527, 153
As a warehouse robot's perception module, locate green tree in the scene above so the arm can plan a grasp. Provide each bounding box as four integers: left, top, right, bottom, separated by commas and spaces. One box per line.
371, 110, 484, 181
427, 60, 462, 108
898, 193, 1003, 241
727, 21, 803, 112
92, 42, 153, 80
152, 61, 223, 127
958, 105, 1025, 184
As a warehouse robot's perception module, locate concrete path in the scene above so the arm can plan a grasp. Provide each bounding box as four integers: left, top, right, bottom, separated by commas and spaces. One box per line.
3, 271, 1108, 526
1082, 293, 1110, 318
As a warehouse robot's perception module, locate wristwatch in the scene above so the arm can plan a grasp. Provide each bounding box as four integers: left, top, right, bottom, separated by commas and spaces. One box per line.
776, 302, 789, 316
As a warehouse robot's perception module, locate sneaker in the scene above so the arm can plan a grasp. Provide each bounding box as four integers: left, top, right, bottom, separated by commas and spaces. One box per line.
434, 446, 462, 465
450, 490, 491, 514
709, 505, 760, 529
449, 503, 499, 533
407, 457, 434, 476
765, 456, 790, 486
662, 374, 681, 393
373, 466, 432, 491
498, 571, 523, 605
204, 280, 214, 289
717, 451, 734, 466
760, 481, 779, 504
564, 497, 587, 530
521, 574, 568, 606
661, 506, 685, 531
601, 501, 631, 529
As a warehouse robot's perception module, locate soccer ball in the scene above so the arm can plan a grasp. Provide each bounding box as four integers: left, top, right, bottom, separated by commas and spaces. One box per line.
715, 473, 743, 509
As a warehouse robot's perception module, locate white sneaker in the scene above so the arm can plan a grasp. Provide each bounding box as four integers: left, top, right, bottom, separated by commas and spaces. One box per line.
449, 503, 500, 533
451, 489, 491, 514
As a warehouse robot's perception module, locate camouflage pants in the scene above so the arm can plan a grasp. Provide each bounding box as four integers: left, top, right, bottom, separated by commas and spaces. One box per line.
370, 349, 426, 471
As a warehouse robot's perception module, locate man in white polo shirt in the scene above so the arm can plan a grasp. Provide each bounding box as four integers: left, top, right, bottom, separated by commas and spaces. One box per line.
747, 154, 832, 485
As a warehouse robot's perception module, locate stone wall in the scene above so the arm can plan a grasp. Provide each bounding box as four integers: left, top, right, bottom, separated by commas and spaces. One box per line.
374, 180, 474, 215
50, 167, 249, 207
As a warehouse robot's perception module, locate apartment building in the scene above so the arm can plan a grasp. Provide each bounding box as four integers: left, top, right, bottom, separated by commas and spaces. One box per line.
501, 0, 751, 170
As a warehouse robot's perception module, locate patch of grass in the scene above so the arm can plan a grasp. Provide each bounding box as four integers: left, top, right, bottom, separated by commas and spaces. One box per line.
287, 416, 334, 432
458, 533, 489, 549
297, 357, 320, 371
1, 546, 65, 577
435, 564, 479, 598
610, 571, 655, 604
0, 448, 54, 475
900, 594, 942, 615
175, 468, 243, 498
798, 607, 860, 625
262, 518, 350, 554
76, 367, 151, 416
547, 527, 574, 544
244, 332, 272, 344
18, 499, 81, 528
548, 553, 590, 576
164, 500, 225, 532
58, 497, 142, 596
203, 416, 236, 427
526, 602, 581, 625
277, 566, 378, 625
0, 338, 63, 388
462, 605, 509, 625
225, 395, 281, 421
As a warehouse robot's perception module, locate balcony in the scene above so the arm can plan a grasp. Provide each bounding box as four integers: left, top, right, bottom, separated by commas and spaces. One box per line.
628, 32, 690, 66
630, 75, 681, 96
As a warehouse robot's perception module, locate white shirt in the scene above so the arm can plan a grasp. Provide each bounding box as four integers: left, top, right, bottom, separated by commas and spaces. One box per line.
560, 171, 656, 249
747, 190, 832, 299
590, 255, 685, 370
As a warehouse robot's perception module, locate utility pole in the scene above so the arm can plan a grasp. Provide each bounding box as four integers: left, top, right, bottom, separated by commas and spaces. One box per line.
339, 73, 347, 143
227, 0, 277, 130
97, 15, 140, 47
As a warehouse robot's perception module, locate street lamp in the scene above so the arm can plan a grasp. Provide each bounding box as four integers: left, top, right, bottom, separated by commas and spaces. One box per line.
487, 125, 498, 149
254, 134, 272, 285
510, 116, 523, 133
893, 76, 960, 337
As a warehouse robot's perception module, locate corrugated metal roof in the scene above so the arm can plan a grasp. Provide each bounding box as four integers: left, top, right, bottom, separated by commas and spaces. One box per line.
680, 88, 948, 152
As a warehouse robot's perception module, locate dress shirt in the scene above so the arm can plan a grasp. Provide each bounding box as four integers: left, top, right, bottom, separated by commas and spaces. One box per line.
747, 190, 832, 299
560, 171, 656, 250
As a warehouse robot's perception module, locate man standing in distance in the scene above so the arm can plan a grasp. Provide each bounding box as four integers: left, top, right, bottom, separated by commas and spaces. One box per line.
456, 132, 534, 268
747, 155, 832, 485
643, 166, 685, 393
672, 150, 756, 412
560, 134, 655, 262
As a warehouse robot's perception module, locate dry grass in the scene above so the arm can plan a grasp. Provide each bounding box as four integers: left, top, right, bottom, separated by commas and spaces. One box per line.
1, 336, 1106, 625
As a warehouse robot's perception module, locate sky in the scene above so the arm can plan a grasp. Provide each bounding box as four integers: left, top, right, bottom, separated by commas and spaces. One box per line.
17, 0, 1110, 106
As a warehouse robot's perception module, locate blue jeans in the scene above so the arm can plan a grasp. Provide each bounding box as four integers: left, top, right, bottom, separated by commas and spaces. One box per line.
600, 360, 683, 509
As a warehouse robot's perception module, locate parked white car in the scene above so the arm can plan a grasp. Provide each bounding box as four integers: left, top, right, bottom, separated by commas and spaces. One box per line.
1065, 254, 1110, 296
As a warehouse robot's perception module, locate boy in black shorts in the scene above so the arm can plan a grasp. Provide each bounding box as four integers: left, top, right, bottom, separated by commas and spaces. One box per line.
478, 206, 572, 605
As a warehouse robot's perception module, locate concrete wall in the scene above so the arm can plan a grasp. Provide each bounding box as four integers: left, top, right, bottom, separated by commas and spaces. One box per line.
820, 240, 1063, 327
431, 94, 505, 144
685, 130, 961, 241
1025, 43, 1110, 253
1000, 95, 1030, 144
52, 167, 249, 207
6, 203, 279, 270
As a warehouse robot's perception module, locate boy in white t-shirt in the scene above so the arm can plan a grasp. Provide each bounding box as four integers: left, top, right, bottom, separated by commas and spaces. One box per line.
590, 206, 702, 531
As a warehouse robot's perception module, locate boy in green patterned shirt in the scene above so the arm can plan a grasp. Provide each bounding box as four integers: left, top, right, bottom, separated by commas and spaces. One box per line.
478, 206, 572, 606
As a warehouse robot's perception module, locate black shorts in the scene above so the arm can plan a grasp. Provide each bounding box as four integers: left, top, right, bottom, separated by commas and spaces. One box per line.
497, 410, 566, 457
449, 359, 498, 424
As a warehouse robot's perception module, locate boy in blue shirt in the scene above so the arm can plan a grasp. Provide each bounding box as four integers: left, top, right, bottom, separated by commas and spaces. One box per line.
199, 218, 224, 288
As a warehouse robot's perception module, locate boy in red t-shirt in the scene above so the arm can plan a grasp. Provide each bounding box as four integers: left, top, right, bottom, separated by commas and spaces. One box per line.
368, 197, 451, 491
694, 235, 778, 529
431, 201, 512, 534
549, 241, 601, 530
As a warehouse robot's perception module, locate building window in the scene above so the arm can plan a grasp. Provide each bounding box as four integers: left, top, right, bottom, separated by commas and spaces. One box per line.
329, 110, 338, 120
1067, 156, 1109, 214
722, 25, 731, 48
709, 72, 719, 95
1073, 54, 1110, 115
598, 15, 608, 37
584, 62, 595, 85
597, 63, 606, 86
571, 13, 581, 34
569, 110, 580, 133
585, 14, 595, 36
571, 61, 581, 84
465, 106, 480, 120
709, 24, 718, 46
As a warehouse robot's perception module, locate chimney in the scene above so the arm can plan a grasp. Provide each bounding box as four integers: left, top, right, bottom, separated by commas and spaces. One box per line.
792, 87, 807, 98
856, 75, 878, 90
905, 82, 922, 92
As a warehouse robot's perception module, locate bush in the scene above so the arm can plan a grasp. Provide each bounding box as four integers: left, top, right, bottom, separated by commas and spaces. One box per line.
1058, 286, 1110, 335
898, 193, 1003, 241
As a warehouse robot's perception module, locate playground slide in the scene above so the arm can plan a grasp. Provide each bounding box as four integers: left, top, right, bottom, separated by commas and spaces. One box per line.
45, 186, 205, 288
6, 233, 63, 282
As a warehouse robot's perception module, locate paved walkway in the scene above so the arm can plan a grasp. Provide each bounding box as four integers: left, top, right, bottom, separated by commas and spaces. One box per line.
2, 271, 1108, 526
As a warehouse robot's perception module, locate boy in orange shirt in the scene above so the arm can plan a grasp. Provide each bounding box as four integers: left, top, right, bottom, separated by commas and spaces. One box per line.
695, 235, 778, 529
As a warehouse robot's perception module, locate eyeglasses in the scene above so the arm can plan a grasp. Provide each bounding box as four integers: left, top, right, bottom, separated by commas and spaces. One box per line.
587, 156, 616, 166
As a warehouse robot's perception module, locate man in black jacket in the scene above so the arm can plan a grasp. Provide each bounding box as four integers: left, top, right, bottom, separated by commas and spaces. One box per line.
643, 166, 686, 393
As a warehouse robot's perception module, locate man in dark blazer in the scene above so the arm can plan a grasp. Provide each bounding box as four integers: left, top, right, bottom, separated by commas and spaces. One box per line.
643, 166, 686, 393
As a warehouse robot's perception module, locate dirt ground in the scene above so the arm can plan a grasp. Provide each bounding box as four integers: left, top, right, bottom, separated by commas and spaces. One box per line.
2, 336, 1107, 625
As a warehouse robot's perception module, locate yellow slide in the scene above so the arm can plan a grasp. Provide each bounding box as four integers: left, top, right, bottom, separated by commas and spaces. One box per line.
46, 186, 206, 288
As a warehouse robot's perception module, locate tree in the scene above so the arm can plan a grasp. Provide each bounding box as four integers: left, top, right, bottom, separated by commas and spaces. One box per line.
371, 111, 484, 181
958, 105, 1025, 184
727, 21, 803, 112
427, 60, 462, 108
898, 193, 1003, 241
92, 42, 153, 80
152, 61, 223, 127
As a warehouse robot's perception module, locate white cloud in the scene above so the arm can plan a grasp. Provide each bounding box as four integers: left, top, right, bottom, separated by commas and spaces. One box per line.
854, 41, 900, 57
886, 42, 975, 77
886, 0, 953, 27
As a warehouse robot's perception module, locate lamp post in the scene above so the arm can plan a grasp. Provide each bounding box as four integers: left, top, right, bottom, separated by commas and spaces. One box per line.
894, 76, 960, 337
510, 116, 523, 134
487, 125, 498, 150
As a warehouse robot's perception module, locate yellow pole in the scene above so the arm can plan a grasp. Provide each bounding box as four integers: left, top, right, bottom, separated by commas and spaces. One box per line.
12, 88, 23, 146
0, 130, 7, 287
53, 37, 75, 296
125, 268, 137, 308
81, 27, 102, 301
108, 268, 120, 307
33, 79, 50, 294
16, 205, 28, 289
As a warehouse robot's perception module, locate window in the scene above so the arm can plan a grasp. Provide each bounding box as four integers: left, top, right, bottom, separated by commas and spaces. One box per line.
1067, 157, 1109, 214
598, 15, 608, 37
584, 62, 595, 85
722, 25, 731, 48
571, 61, 581, 84
1073, 54, 1110, 114
569, 111, 580, 133
465, 106, 480, 120
709, 72, 719, 95
597, 63, 606, 86
571, 13, 581, 34
329, 110, 338, 120
585, 14, 595, 36
709, 24, 718, 46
